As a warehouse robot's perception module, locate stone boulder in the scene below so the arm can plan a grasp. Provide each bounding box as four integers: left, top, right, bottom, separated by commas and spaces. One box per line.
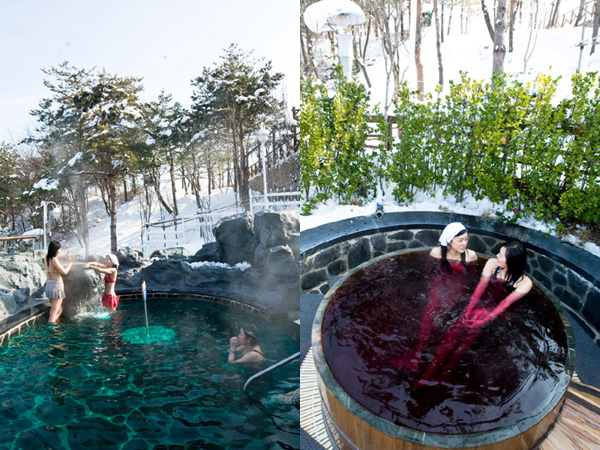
191, 242, 222, 263
212, 213, 256, 265
140, 259, 193, 289
149, 247, 190, 260
254, 211, 300, 261
62, 265, 104, 319
0, 251, 47, 320
117, 247, 144, 270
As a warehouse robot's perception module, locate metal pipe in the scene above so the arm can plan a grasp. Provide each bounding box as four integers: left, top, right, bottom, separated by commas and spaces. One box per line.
243, 351, 300, 392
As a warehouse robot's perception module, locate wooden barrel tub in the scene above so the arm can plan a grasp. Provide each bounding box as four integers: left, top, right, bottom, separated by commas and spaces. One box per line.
311, 249, 575, 449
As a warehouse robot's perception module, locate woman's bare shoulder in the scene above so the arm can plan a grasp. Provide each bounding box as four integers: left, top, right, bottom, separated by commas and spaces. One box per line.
465, 249, 478, 262
429, 247, 442, 258
482, 257, 498, 275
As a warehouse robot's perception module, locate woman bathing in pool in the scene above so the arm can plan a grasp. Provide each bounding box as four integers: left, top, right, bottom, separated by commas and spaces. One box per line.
418, 241, 533, 384
393, 223, 478, 371
228, 324, 264, 366
85, 254, 119, 310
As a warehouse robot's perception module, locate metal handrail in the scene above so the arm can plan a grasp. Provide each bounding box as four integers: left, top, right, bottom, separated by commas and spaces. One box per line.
243, 351, 300, 392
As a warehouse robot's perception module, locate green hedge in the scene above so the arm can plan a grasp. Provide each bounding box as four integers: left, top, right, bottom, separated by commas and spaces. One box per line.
300, 70, 376, 213
300, 71, 600, 226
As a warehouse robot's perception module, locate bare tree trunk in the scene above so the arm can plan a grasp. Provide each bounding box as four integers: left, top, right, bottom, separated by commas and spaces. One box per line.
461, 0, 465, 34
415, 0, 425, 95
441, 0, 445, 42
448, 0, 455, 36
168, 155, 179, 217
433, 0, 444, 88
151, 170, 173, 215
547, 0, 561, 28
300, 22, 317, 78
108, 172, 118, 253
575, 0, 586, 26
492, 0, 508, 75
481, 0, 496, 41
592, 0, 600, 54
354, 24, 372, 87
509, 0, 517, 52
523, 0, 540, 72
364, 0, 403, 113
78, 174, 89, 256
238, 122, 249, 208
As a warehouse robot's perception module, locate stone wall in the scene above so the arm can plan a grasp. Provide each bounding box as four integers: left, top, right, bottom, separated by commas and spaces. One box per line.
301, 213, 600, 346
0, 251, 47, 320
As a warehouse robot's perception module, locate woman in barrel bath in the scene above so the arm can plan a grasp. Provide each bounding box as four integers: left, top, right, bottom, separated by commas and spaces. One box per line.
86, 254, 119, 310
45, 240, 75, 324
393, 222, 478, 371
418, 240, 533, 384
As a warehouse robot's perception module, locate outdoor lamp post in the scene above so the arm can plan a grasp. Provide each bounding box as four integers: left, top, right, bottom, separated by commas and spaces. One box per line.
303, 0, 366, 80
38, 200, 60, 250
257, 125, 269, 208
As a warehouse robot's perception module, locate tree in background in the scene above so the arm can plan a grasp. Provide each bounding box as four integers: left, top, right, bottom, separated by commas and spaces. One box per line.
0, 143, 24, 231
191, 44, 284, 208
492, 0, 508, 74
31, 62, 145, 254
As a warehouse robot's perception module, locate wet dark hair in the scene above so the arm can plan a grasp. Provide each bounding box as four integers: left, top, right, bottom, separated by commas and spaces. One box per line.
46, 240, 61, 266
242, 324, 259, 346
503, 241, 527, 286
440, 228, 467, 270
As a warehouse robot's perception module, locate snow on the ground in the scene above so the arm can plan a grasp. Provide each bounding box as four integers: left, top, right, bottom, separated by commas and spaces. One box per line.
301, 188, 600, 259
67, 187, 240, 257
187, 261, 252, 271
303, 2, 600, 259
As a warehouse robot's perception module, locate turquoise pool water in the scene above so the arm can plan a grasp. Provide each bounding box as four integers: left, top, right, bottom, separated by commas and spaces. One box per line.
0, 299, 299, 449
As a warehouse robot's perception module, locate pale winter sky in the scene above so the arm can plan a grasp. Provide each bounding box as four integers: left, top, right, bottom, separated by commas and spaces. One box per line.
0, 0, 300, 144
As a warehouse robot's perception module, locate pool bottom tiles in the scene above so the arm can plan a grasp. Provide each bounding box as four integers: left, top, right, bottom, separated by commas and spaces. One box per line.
0, 299, 299, 450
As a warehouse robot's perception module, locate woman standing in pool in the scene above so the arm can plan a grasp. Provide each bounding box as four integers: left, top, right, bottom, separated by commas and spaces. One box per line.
419, 241, 533, 383
227, 324, 264, 365
393, 223, 478, 370
86, 254, 119, 310
45, 240, 75, 324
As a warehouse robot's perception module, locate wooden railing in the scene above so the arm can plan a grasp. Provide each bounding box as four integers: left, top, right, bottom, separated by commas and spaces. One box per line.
0, 236, 39, 252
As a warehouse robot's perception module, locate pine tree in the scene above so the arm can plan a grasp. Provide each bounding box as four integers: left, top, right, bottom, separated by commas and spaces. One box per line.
31, 62, 145, 254
190, 44, 284, 208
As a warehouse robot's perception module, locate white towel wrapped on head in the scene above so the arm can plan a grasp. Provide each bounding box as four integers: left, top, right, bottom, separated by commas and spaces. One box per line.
439, 222, 467, 247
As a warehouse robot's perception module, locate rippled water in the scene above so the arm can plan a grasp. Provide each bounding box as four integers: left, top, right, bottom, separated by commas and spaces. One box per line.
322, 250, 568, 434
0, 299, 299, 449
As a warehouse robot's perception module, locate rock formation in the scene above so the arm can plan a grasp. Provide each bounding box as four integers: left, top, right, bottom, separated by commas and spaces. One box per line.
0, 210, 300, 323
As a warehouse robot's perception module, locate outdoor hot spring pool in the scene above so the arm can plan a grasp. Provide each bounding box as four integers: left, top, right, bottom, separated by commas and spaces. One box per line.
0, 299, 299, 449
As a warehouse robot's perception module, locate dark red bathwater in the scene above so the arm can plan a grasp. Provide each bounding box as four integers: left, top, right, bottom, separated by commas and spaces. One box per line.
321, 251, 568, 434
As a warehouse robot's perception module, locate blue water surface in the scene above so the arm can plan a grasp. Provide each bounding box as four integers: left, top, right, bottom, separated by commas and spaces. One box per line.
0, 299, 299, 449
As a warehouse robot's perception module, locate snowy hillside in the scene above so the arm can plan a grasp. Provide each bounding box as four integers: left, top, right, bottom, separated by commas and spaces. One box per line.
66, 188, 239, 258
302, 0, 600, 258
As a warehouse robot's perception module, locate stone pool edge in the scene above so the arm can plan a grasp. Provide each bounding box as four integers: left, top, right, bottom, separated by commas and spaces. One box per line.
0, 292, 300, 345
301, 211, 600, 346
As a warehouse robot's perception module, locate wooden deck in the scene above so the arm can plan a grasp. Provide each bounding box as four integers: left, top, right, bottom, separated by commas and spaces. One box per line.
538, 380, 600, 450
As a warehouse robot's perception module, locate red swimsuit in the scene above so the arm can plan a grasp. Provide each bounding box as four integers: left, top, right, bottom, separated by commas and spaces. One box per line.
102, 274, 119, 309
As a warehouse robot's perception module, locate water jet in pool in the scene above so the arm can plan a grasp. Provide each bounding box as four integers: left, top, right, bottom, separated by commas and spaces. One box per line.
312, 249, 573, 449
0, 298, 299, 449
